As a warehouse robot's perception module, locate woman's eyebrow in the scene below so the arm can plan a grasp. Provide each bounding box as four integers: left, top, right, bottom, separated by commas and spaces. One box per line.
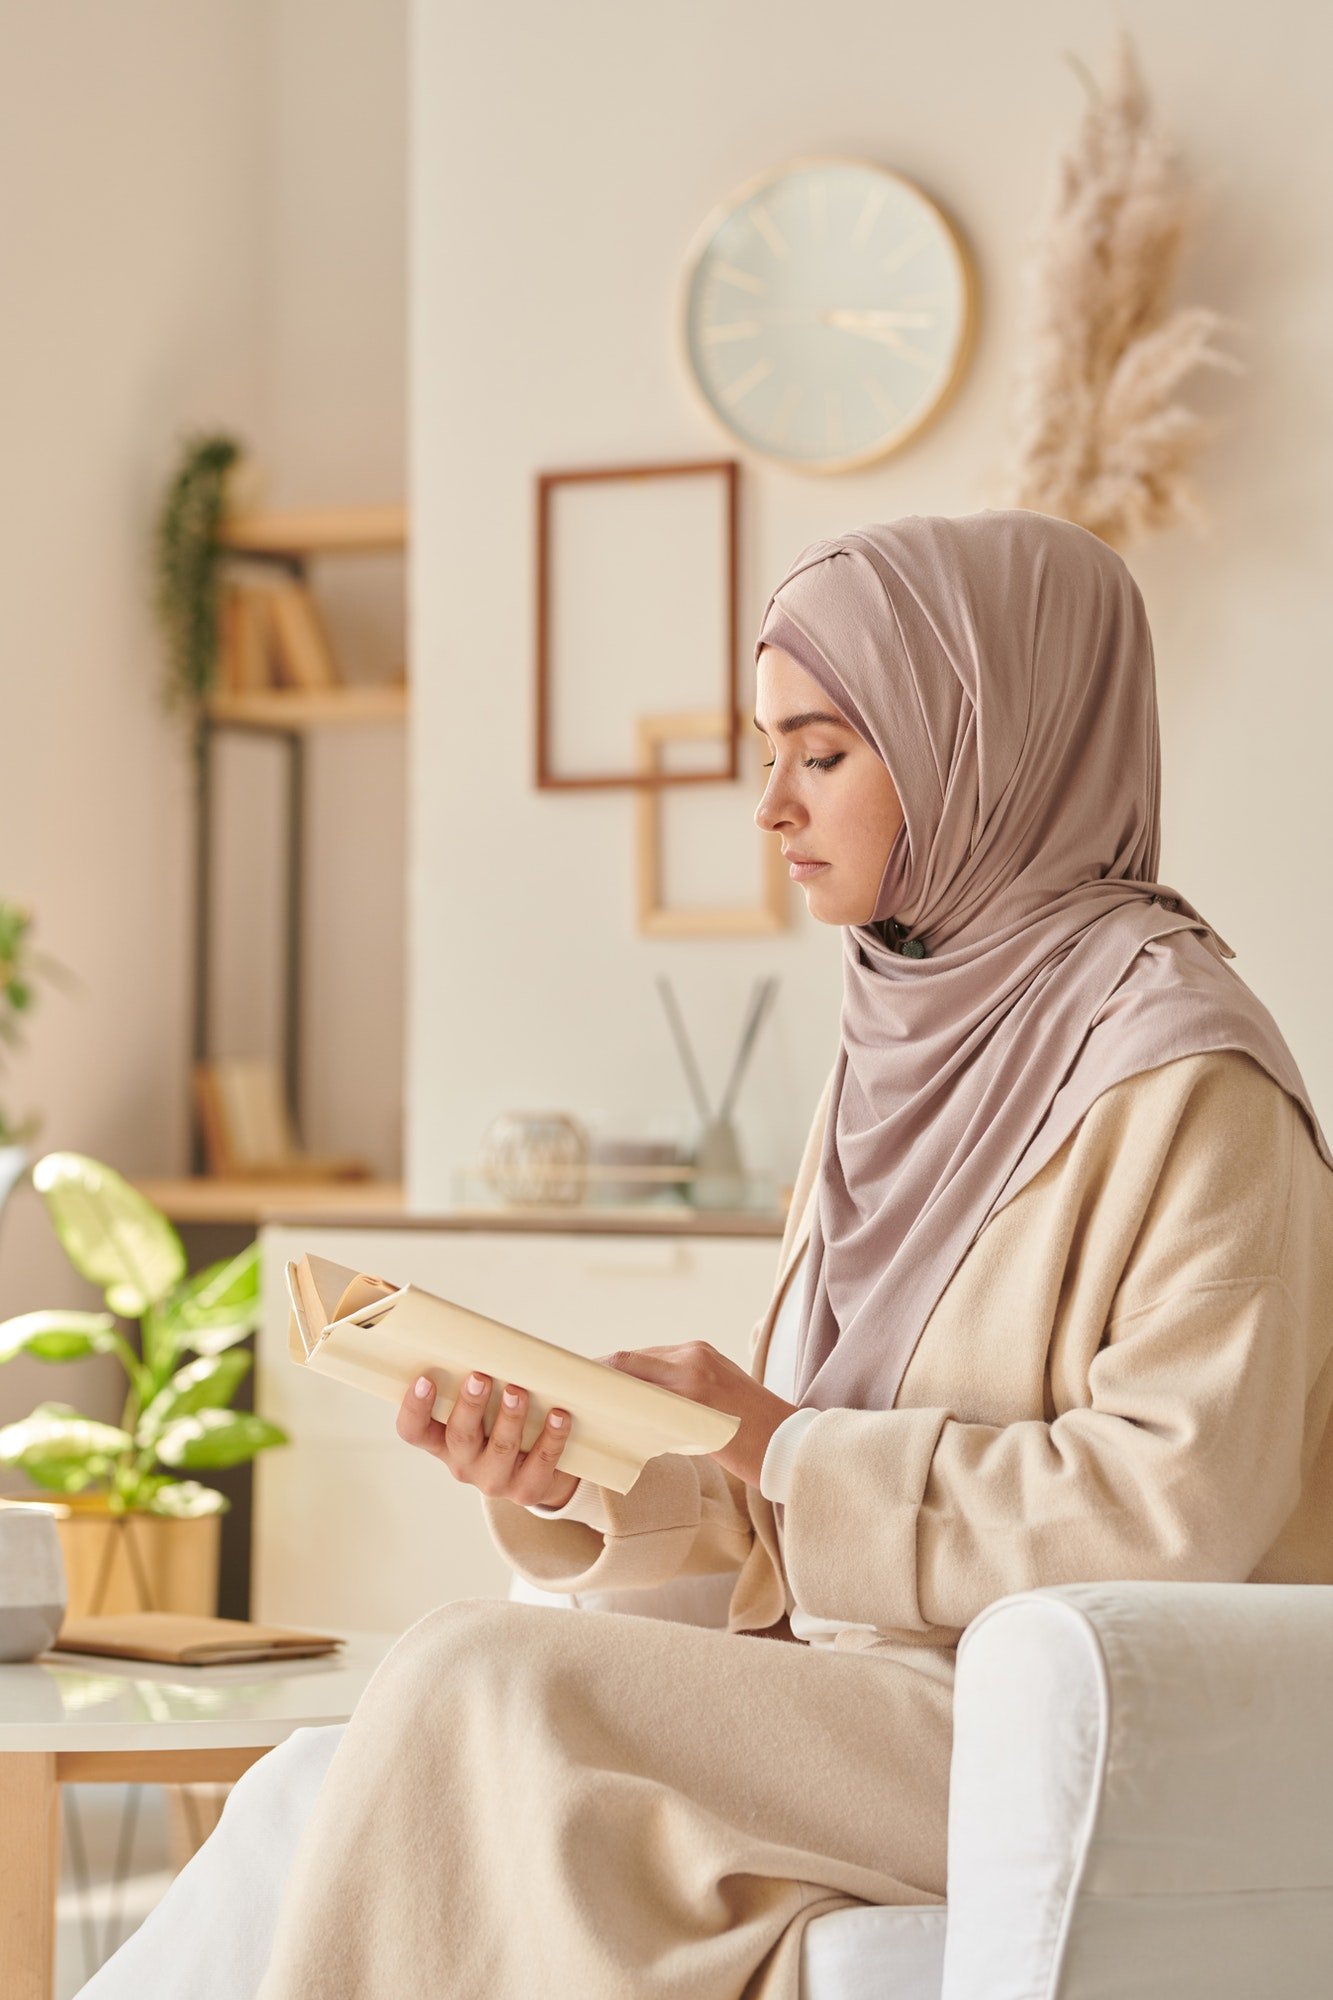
751, 709, 850, 736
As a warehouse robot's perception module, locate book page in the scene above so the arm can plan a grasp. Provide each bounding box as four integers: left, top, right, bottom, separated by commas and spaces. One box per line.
332, 1271, 402, 1323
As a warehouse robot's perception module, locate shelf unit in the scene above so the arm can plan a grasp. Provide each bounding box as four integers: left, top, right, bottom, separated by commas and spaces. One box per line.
190, 505, 408, 1178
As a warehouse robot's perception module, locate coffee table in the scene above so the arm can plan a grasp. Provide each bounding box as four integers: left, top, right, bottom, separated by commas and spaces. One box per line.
0, 1628, 401, 2000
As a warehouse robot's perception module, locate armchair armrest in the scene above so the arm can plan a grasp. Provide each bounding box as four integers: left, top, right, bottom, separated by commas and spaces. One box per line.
941, 1579, 1333, 2000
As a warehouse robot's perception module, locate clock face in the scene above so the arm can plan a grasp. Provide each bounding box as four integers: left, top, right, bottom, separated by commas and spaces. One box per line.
680, 156, 974, 474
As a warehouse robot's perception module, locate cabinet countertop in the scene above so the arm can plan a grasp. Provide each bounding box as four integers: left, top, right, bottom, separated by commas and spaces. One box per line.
133, 1177, 790, 1236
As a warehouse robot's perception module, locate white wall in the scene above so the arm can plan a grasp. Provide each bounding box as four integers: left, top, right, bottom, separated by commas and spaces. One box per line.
0, 0, 406, 1452
407, 0, 1333, 1208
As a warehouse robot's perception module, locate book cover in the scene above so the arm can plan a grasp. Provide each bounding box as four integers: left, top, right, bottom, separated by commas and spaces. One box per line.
285, 1253, 741, 1493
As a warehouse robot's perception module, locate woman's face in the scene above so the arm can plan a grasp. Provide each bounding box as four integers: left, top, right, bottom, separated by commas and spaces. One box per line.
753, 645, 905, 925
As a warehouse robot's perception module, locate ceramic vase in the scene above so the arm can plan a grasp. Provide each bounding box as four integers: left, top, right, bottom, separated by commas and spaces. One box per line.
0, 1500, 67, 1662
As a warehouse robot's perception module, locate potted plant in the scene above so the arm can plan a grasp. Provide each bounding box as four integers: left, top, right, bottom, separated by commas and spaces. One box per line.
0, 901, 77, 1227
0, 1151, 287, 1617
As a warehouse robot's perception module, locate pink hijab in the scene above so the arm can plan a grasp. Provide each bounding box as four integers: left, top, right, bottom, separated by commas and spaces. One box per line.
754, 508, 1333, 1417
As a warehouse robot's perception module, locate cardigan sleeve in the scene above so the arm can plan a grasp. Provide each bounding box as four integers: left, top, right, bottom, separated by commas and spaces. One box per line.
479, 1449, 755, 1596
779, 1055, 1324, 1638
760, 1408, 819, 1502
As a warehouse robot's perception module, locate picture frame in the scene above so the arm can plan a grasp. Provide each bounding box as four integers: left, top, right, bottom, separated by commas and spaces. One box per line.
632, 707, 788, 936
534, 456, 740, 791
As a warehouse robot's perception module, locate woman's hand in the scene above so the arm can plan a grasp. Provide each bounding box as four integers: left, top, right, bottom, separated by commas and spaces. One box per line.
395, 1371, 579, 1510
598, 1343, 798, 1489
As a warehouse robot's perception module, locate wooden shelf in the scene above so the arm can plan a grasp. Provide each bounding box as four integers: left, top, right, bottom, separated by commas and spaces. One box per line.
131, 1178, 788, 1234
203, 683, 407, 732
216, 505, 407, 556
133, 1176, 407, 1226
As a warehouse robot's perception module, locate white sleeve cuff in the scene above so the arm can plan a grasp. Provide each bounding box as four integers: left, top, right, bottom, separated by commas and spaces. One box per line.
524, 1481, 584, 1517
760, 1407, 821, 1504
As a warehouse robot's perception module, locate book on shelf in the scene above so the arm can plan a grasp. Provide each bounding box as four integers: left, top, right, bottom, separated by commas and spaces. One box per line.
285, 1252, 741, 1494
192, 1059, 371, 1181
48, 1611, 344, 1668
264, 576, 341, 689
216, 584, 275, 693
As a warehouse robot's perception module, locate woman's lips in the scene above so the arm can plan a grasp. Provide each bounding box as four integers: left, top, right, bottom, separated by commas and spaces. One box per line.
788, 859, 830, 879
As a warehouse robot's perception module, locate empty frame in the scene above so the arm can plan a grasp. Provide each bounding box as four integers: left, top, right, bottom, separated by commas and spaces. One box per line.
534, 457, 740, 790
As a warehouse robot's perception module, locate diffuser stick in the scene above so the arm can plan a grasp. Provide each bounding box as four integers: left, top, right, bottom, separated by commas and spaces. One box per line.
655, 975, 711, 1124
717, 975, 777, 1122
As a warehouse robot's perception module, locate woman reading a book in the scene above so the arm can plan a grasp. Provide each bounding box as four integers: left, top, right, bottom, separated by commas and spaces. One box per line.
78, 509, 1333, 2000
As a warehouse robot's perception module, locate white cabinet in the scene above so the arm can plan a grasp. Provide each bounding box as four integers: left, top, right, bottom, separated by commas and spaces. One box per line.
252, 1220, 783, 1635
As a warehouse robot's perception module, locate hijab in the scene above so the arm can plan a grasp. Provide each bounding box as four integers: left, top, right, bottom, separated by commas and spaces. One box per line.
754, 508, 1333, 1420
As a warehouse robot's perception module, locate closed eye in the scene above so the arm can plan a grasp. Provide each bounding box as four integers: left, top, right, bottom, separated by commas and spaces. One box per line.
760, 753, 845, 771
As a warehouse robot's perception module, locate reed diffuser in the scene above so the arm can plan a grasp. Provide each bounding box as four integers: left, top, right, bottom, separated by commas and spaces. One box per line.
655, 974, 778, 1209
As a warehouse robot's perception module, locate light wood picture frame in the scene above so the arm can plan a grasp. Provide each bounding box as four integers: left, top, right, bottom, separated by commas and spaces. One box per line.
633, 707, 788, 937
534, 457, 740, 791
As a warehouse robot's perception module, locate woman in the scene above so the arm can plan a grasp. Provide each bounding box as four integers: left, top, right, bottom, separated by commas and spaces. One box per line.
79, 509, 1333, 2000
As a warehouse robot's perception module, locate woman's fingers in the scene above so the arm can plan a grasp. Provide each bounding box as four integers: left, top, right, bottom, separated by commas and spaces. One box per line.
475, 1378, 527, 1488
394, 1373, 450, 1456
494, 1384, 575, 1502
439, 1368, 493, 1473
396, 1369, 573, 1503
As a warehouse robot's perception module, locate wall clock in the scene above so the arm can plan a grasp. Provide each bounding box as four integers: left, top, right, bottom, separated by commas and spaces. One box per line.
678, 155, 976, 475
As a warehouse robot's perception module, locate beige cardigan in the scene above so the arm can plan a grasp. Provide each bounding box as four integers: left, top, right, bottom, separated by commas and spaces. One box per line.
482, 1047, 1333, 1654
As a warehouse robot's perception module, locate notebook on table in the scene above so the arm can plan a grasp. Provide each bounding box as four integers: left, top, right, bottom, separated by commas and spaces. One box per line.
48, 1611, 345, 1667
285, 1251, 742, 1495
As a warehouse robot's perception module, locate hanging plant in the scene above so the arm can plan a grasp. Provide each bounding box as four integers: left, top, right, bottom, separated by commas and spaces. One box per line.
151, 430, 245, 717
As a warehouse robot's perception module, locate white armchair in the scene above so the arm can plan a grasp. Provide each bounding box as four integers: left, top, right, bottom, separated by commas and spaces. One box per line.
507, 1569, 1333, 1998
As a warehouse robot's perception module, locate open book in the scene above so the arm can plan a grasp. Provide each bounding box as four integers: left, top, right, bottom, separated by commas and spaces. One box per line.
286, 1252, 742, 1494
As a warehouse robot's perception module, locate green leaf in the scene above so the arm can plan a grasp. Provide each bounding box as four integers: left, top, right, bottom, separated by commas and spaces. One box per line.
135, 1349, 252, 1443
19, 1456, 111, 1495
152, 1407, 288, 1471
31, 1152, 186, 1316
140, 1478, 229, 1519
171, 1241, 260, 1317
160, 1242, 262, 1357
0, 1402, 134, 1469
0, 1309, 120, 1364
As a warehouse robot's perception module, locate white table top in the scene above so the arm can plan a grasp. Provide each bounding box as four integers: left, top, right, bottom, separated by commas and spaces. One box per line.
0, 1629, 401, 1754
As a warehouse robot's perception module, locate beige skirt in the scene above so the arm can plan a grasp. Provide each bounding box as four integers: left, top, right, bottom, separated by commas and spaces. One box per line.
254, 1596, 951, 2000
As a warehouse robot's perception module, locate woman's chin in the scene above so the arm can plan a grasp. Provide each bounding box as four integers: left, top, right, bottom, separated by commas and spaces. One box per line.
800, 876, 856, 924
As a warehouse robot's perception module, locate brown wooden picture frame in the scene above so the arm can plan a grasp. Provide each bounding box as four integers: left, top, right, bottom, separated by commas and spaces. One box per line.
534, 456, 740, 790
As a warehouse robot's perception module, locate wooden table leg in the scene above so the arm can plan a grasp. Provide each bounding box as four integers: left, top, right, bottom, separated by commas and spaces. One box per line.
0, 1742, 272, 1999
0, 1753, 60, 2000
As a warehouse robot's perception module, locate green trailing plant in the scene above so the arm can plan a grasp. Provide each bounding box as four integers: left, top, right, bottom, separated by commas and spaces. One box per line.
0, 901, 79, 1149
0, 1152, 287, 1516
152, 430, 244, 718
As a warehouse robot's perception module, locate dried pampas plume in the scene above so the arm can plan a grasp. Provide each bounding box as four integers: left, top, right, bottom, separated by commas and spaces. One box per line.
998, 28, 1246, 550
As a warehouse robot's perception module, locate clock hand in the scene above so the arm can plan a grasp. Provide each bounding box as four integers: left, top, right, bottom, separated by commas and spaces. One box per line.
748, 307, 937, 328
820, 308, 937, 330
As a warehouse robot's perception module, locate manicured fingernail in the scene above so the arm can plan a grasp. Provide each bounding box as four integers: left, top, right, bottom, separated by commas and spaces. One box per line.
467, 1373, 486, 1394
549, 1411, 567, 1428
502, 1387, 520, 1408
414, 1376, 433, 1400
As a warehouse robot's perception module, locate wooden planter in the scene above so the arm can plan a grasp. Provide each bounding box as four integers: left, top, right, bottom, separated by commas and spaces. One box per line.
51, 1493, 222, 1620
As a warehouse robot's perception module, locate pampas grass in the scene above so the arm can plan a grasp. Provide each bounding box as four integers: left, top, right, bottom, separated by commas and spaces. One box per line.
999, 28, 1246, 549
